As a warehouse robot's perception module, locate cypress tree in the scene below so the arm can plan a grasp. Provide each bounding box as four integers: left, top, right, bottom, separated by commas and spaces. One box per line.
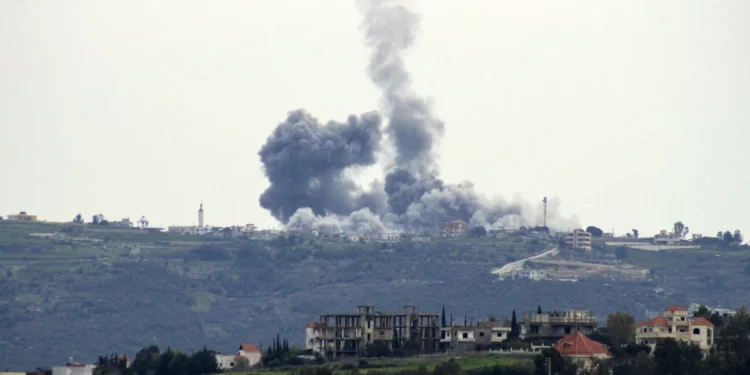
537, 305, 542, 314
510, 310, 518, 339
441, 306, 446, 328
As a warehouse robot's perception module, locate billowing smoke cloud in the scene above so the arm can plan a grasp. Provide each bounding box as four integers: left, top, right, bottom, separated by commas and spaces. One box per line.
259, 109, 385, 222
258, 0, 578, 234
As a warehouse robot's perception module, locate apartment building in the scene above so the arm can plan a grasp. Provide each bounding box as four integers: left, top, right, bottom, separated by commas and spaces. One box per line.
636, 305, 714, 351
441, 220, 467, 237
522, 310, 598, 342
565, 229, 592, 252
440, 319, 510, 351
653, 230, 681, 245
6, 211, 38, 222
312, 305, 440, 358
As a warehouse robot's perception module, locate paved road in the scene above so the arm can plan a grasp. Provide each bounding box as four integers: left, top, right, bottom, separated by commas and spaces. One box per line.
491, 247, 559, 278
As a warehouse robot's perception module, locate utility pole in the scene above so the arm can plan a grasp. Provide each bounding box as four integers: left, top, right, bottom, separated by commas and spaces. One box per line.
547, 356, 552, 375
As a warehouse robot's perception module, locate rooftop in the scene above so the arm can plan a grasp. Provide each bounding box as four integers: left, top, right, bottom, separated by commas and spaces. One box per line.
239, 344, 260, 353
665, 305, 687, 312
636, 316, 668, 326
554, 332, 611, 357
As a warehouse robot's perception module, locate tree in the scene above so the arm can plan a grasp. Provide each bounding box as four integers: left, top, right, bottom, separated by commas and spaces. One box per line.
734, 230, 744, 244
606, 311, 635, 347
73, 214, 84, 224
724, 231, 734, 245
234, 357, 250, 370
615, 246, 629, 260
131, 345, 160, 375
674, 221, 687, 238
632, 229, 639, 238
139, 216, 149, 229
585, 226, 603, 237
92, 214, 102, 225
537, 305, 542, 314
470, 226, 487, 237
187, 347, 217, 375
441, 306, 446, 328
509, 310, 519, 339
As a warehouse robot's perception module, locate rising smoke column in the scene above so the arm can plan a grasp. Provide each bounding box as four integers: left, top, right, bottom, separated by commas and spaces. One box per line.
259, 0, 579, 233
359, 0, 447, 219
258, 109, 385, 222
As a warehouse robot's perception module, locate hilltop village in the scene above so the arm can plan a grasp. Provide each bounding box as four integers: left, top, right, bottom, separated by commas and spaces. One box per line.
5, 203, 745, 285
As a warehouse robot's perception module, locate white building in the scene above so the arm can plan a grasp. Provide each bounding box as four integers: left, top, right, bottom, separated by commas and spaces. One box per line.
53, 362, 95, 375
512, 269, 547, 281
636, 305, 715, 351
653, 230, 681, 245
215, 344, 262, 370
305, 321, 323, 353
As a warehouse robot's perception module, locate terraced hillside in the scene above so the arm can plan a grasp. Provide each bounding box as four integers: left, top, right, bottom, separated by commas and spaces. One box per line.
1, 221, 749, 370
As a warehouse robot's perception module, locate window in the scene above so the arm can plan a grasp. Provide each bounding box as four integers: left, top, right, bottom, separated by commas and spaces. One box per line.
693, 328, 700, 335
497, 333, 503, 338
479, 332, 484, 337
380, 331, 385, 336
668, 328, 672, 333
564, 327, 571, 334
462, 333, 468, 339
367, 321, 371, 329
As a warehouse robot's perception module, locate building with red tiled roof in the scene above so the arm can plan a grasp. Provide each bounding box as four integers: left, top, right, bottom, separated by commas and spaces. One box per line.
553, 332, 611, 370
665, 305, 687, 312
239, 344, 261, 353
305, 320, 323, 353
636, 305, 715, 351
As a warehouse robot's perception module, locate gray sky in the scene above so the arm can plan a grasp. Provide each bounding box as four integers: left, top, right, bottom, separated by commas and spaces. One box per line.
2, 0, 749, 238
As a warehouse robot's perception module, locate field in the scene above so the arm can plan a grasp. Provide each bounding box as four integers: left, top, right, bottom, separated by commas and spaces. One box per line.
242, 353, 534, 375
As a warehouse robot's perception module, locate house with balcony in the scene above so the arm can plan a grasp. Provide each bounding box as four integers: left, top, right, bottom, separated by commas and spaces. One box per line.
314, 305, 440, 358
565, 229, 592, 252
522, 310, 598, 343
653, 230, 681, 245
440, 319, 510, 351
636, 305, 714, 351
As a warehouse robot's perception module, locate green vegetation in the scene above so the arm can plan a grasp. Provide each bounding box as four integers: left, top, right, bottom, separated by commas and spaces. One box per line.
1, 221, 750, 371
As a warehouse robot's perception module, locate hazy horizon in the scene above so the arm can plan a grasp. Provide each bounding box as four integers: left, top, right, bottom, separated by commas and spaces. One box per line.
2, 0, 749, 239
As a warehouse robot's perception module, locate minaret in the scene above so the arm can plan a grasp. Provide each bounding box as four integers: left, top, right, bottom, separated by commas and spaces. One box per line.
198, 203, 204, 227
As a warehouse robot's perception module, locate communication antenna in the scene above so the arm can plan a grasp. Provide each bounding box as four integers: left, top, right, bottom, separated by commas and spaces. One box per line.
542, 197, 548, 228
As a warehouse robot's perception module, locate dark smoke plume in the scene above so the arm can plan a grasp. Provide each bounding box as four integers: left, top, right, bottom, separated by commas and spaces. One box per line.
258, 109, 384, 222
258, 0, 579, 234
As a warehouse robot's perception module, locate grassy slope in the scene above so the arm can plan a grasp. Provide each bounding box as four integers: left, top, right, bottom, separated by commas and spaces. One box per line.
245, 354, 534, 375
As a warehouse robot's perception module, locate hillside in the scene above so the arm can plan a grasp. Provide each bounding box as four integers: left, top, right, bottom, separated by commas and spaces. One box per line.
1, 222, 749, 370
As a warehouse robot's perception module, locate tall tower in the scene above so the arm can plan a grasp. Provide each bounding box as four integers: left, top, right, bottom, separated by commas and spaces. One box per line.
198, 203, 204, 227
542, 197, 548, 228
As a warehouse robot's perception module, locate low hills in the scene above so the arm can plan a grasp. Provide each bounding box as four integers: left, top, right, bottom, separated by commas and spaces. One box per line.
0, 221, 748, 370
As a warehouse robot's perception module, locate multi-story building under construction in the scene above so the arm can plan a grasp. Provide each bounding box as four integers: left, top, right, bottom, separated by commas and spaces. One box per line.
308, 305, 440, 358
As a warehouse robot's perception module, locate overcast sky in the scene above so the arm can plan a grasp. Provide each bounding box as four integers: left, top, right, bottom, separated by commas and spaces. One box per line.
1, 0, 749, 238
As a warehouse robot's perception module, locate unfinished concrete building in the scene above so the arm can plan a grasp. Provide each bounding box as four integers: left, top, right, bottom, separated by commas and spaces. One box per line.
315, 305, 440, 358
522, 310, 598, 343
440, 319, 510, 351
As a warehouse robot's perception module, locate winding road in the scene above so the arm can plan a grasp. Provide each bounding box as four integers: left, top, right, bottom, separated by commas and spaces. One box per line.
491, 247, 559, 278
